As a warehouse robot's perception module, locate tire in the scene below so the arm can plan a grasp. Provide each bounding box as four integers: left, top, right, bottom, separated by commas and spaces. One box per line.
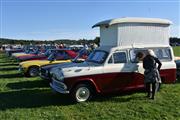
28, 66, 39, 77
71, 84, 93, 103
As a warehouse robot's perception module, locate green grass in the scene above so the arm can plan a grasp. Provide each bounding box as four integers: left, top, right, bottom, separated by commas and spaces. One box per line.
173, 46, 180, 56
0, 49, 180, 120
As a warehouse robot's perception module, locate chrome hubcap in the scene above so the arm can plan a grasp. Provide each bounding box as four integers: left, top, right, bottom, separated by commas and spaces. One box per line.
76, 87, 90, 102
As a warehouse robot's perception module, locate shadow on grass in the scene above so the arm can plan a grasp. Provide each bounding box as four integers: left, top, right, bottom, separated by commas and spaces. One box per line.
0, 67, 18, 71
176, 77, 180, 83
0, 89, 146, 110
6, 80, 49, 90
92, 89, 145, 103
0, 89, 73, 110
0, 73, 23, 79
0, 63, 19, 66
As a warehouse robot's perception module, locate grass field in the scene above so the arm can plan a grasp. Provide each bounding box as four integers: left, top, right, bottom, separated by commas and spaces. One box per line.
173, 46, 180, 56
0, 48, 180, 120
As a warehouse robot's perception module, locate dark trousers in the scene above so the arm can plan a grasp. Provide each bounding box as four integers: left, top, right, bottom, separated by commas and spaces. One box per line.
146, 82, 156, 99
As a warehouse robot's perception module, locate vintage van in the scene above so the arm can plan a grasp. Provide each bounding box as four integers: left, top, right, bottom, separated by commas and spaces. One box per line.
50, 17, 177, 102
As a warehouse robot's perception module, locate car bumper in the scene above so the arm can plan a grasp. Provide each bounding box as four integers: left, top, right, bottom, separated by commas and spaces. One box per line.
39, 68, 51, 80
50, 79, 69, 94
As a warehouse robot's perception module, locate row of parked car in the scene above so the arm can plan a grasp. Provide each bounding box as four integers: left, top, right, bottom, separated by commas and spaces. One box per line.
6, 46, 88, 77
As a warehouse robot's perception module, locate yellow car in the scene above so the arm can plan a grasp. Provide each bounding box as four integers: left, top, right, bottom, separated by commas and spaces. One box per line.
19, 49, 77, 77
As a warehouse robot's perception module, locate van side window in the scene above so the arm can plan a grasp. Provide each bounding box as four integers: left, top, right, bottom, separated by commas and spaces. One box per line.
154, 48, 172, 61
130, 49, 147, 63
130, 48, 172, 62
113, 52, 127, 63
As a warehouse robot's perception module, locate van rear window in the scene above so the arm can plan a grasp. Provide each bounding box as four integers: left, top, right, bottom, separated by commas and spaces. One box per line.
153, 48, 172, 61
130, 48, 172, 62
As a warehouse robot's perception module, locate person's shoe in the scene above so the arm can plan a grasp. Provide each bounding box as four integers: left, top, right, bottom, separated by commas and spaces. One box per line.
146, 95, 150, 98
146, 93, 150, 98
150, 96, 155, 100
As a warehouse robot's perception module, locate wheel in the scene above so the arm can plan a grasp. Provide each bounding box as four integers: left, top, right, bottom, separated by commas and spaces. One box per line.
28, 66, 39, 77
71, 84, 93, 103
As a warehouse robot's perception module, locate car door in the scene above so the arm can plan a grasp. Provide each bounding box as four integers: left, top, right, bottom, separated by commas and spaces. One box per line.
103, 51, 134, 92
129, 48, 147, 88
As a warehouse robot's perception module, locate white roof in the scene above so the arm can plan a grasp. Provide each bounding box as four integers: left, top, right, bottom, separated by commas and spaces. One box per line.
92, 17, 172, 28
96, 44, 170, 53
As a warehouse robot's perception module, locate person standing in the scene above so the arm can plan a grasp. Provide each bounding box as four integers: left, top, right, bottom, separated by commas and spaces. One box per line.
143, 49, 162, 99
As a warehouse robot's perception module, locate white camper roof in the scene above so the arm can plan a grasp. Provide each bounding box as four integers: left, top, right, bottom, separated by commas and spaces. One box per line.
92, 17, 172, 28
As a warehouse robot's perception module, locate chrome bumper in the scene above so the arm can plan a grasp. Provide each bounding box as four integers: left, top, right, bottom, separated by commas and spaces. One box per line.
39, 72, 49, 80
39, 68, 50, 80
50, 79, 69, 94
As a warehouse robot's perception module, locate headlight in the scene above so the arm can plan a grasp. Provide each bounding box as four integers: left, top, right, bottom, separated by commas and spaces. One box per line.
52, 70, 64, 82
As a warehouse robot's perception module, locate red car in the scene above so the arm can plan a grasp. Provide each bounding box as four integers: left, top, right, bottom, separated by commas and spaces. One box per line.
16, 49, 77, 62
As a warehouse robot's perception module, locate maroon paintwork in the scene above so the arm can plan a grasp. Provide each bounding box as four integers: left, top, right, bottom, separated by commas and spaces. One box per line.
64, 69, 176, 94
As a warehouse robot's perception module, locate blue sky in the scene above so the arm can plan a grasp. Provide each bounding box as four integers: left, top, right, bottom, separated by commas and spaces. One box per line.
0, 0, 180, 40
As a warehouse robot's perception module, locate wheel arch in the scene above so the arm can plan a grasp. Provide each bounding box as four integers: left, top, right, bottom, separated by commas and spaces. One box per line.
26, 65, 40, 76
28, 65, 40, 71
70, 79, 100, 94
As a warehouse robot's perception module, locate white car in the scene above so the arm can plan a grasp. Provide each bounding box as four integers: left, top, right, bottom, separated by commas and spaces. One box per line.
50, 45, 176, 102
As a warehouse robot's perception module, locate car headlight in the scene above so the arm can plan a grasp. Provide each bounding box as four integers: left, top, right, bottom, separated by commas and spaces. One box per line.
52, 70, 64, 82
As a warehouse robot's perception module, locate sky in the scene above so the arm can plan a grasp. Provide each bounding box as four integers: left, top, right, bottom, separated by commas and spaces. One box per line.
0, 0, 180, 40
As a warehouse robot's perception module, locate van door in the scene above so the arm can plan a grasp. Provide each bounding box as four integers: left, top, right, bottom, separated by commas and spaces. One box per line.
103, 51, 135, 92
129, 49, 147, 88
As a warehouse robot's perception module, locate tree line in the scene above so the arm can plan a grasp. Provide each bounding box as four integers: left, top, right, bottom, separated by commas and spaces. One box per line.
169, 37, 180, 46
0, 37, 100, 46
0, 37, 179, 46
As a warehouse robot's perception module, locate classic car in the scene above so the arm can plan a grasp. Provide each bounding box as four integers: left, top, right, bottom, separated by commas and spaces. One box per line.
19, 49, 77, 77
12, 48, 39, 58
16, 49, 59, 62
39, 47, 90, 80
6, 48, 23, 56
50, 17, 176, 102
50, 46, 176, 102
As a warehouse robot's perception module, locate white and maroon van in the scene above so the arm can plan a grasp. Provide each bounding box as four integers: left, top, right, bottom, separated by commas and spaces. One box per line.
50, 17, 176, 102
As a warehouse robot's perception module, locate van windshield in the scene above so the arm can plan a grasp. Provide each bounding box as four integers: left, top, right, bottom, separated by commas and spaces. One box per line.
86, 50, 108, 64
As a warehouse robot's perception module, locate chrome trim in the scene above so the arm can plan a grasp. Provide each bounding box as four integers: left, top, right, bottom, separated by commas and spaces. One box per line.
50, 80, 69, 94
39, 73, 48, 79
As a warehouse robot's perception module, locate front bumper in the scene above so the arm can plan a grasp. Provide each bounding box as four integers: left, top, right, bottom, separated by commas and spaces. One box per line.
39, 68, 50, 80
50, 79, 69, 94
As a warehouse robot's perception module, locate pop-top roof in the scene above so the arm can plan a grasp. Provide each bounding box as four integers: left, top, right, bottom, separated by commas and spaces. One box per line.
92, 17, 172, 28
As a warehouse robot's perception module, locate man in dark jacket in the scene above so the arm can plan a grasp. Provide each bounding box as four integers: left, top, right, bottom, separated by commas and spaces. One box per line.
143, 49, 162, 99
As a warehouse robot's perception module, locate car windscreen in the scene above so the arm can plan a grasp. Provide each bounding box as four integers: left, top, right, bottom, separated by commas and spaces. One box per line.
86, 50, 108, 64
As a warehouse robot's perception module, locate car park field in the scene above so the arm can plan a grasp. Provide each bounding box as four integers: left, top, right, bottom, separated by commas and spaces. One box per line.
0, 47, 180, 120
